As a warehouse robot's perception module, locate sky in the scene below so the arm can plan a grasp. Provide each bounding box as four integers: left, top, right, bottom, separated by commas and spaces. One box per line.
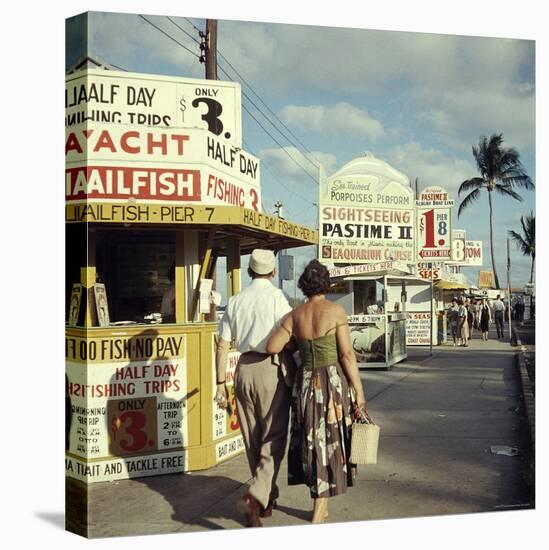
66, 10, 536, 296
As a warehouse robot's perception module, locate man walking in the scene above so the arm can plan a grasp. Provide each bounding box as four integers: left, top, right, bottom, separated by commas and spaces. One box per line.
214, 249, 293, 527
493, 294, 505, 339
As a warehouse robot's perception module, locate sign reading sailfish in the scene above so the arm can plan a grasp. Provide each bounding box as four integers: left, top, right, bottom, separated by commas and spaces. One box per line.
319, 154, 415, 264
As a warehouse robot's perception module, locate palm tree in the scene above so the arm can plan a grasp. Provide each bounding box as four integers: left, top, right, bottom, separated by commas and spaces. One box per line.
508, 211, 535, 284
458, 133, 534, 289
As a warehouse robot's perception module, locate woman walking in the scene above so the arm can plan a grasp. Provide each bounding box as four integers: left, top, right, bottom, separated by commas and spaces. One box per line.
480, 298, 492, 341
266, 260, 369, 524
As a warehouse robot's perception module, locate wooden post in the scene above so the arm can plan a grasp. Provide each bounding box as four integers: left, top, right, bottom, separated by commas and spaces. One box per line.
190, 229, 216, 321
175, 230, 187, 324
205, 20, 217, 80
82, 229, 97, 327
226, 238, 241, 298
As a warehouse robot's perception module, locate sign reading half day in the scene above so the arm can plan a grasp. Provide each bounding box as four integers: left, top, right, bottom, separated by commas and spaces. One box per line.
319, 155, 415, 264
416, 186, 454, 260
65, 69, 243, 147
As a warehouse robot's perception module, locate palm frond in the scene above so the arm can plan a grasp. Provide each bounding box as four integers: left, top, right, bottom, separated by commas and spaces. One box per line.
508, 229, 531, 256
458, 177, 484, 196
494, 184, 523, 201
458, 187, 481, 217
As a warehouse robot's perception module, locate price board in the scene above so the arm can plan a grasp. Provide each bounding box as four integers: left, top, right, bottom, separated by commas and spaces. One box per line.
416, 186, 454, 260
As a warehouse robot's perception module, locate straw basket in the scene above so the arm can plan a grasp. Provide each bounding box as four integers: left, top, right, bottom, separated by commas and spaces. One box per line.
350, 421, 380, 464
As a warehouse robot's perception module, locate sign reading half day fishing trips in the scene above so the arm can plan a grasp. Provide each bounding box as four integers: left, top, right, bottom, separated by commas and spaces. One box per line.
65, 69, 243, 147
319, 154, 415, 264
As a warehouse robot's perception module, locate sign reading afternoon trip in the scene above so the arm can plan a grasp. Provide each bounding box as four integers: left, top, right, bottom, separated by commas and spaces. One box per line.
65, 69, 243, 147
319, 155, 415, 264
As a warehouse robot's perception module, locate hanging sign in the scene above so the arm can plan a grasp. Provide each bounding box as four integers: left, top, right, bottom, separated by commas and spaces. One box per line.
463, 240, 483, 266
319, 156, 415, 264
450, 229, 466, 262
65, 69, 243, 147
416, 186, 454, 260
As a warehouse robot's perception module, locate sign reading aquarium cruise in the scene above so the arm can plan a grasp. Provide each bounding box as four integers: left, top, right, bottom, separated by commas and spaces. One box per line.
319, 154, 415, 264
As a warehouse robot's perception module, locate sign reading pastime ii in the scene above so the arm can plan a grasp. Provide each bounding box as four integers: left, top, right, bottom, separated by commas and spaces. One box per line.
319, 155, 415, 264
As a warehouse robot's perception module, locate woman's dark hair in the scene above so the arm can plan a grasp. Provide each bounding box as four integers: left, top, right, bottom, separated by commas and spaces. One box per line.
298, 260, 331, 297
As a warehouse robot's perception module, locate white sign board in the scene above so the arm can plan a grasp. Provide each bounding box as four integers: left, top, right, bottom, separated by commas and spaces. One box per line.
66, 69, 243, 147
463, 240, 483, 266
416, 186, 454, 260
406, 312, 432, 345
65, 124, 261, 210
451, 229, 467, 262
319, 156, 415, 264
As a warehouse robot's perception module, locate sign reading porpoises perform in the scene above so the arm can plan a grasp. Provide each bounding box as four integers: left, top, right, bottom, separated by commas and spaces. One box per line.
65, 69, 243, 147
319, 155, 415, 263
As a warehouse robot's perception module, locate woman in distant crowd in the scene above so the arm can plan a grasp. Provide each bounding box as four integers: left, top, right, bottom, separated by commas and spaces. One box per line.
466, 302, 475, 342
457, 299, 469, 347
479, 298, 492, 341
448, 298, 460, 346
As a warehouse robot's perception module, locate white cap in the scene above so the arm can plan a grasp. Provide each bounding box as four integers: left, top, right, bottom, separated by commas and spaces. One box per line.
249, 249, 276, 275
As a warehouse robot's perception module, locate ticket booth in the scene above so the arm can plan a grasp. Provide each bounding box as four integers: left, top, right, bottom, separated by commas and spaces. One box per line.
327, 263, 430, 369
64, 67, 317, 487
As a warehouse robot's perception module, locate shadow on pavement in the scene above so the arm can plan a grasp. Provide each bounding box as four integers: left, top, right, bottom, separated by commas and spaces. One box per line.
34, 512, 65, 530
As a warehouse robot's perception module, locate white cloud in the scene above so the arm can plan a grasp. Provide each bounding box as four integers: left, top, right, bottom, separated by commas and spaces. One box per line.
260, 146, 338, 179
279, 103, 385, 141
383, 141, 477, 193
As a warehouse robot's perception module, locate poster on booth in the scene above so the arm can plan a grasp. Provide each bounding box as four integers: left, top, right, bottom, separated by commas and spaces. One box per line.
319, 155, 415, 264
65, 124, 261, 211
348, 315, 386, 363
416, 186, 454, 261
407, 312, 432, 345
65, 69, 243, 147
212, 350, 242, 446
65, 332, 189, 482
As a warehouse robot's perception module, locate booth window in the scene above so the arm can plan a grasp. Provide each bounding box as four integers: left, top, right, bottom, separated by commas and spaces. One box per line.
96, 228, 175, 324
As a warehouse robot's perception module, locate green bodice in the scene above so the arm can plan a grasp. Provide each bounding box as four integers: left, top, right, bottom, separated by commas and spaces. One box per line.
297, 333, 339, 370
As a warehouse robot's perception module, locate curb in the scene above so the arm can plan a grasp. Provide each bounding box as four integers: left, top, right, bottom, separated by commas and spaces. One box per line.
516, 351, 535, 445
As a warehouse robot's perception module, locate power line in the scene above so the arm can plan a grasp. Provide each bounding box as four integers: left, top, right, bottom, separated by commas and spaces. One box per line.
219, 59, 320, 173
217, 63, 319, 186
166, 16, 201, 45
138, 14, 200, 60
163, 19, 321, 183
243, 139, 316, 207
184, 17, 201, 33
217, 49, 320, 167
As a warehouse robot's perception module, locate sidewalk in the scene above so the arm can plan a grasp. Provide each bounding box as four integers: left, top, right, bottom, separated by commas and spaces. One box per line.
73, 328, 534, 537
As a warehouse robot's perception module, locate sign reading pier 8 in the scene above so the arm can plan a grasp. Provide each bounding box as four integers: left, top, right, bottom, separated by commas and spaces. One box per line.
319, 155, 415, 263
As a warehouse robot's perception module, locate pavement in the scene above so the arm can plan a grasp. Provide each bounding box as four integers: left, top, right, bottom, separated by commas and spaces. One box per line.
67, 324, 535, 538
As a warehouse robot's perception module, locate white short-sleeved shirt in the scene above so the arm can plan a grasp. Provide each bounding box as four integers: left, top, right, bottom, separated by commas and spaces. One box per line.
218, 278, 292, 353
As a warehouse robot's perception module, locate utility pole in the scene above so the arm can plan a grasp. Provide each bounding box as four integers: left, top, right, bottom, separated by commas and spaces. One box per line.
202, 19, 217, 80
415, 176, 419, 200
507, 238, 512, 340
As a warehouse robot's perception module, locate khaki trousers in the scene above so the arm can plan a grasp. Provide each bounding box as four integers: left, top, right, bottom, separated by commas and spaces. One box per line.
234, 355, 291, 509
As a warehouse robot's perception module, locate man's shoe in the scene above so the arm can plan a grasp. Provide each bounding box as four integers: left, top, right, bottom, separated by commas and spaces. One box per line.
238, 493, 262, 527
260, 500, 276, 518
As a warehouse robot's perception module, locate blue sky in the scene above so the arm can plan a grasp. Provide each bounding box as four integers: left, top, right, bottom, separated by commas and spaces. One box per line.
67, 11, 536, 295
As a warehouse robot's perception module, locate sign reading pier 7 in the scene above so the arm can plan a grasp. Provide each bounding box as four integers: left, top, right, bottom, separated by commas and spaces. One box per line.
319, 155, 415, 263
65, 69, 243, 147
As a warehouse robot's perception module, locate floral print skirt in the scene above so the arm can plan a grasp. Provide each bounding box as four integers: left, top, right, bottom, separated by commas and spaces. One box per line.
288, 363, 356, 498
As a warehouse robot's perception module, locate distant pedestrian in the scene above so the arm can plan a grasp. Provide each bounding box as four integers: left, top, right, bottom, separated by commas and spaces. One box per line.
466, 303, 474, 341
480, 298, 492, 341
514, 299, 525, 325
457, 299, 469, 346
448, 298, 459, 346
473, 300, 482, 331
493, 294, 505, 339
